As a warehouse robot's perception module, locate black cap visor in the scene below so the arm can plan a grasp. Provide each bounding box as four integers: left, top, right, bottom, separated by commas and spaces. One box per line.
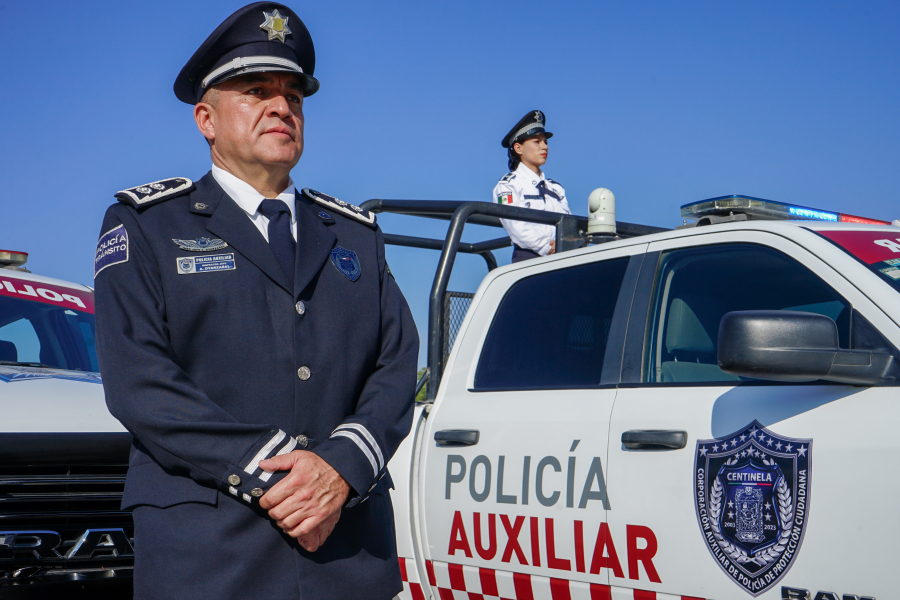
204, 63, 320, 97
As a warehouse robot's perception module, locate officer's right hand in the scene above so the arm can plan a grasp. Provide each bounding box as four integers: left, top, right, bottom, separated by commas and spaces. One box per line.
548, 240, 556, 254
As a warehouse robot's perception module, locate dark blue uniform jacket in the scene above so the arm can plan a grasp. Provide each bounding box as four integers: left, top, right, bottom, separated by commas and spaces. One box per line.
94, 172, 418, 599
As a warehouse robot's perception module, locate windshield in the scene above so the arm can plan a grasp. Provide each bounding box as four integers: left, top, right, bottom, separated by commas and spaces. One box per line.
816, 229, 900, 293
0, 275, 97, 372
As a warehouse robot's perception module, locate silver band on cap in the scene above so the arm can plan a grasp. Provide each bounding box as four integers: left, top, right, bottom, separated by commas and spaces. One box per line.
508, 123, 545, 147
201, 56, 304, 89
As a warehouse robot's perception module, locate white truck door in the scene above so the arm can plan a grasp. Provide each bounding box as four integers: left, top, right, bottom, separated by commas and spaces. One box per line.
415, 244, 647, 600
604, 231, 900, 600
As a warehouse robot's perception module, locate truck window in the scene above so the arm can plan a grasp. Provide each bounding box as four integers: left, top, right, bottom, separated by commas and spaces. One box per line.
644, 243, 851, 383
0, 296, 98, 372
474, 257, 629, 390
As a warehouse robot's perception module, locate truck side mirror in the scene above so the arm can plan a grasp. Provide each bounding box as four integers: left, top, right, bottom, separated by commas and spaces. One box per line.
717, 310, 894, 386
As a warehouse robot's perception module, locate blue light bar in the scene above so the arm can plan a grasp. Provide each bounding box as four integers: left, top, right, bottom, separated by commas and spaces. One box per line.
681, 195, 840, 222
787, 206, 838, 221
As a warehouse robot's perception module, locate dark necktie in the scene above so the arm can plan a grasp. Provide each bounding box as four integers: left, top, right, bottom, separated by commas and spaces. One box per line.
537, 180, 561, 202
259, 199, 296, 278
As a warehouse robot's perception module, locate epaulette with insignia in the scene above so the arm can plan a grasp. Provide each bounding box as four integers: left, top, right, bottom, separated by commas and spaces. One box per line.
302, 189, 376, 228
546, 178, 562, 186
501, 172, 516, 183
115, 177, 194, 209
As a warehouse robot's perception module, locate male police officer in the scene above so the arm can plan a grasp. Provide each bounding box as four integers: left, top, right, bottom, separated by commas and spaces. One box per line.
93, 3, 418, 598
493, 111, 571, 262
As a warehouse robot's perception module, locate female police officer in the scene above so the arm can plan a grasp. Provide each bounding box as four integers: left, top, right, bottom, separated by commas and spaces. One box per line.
492, 110, 571, 262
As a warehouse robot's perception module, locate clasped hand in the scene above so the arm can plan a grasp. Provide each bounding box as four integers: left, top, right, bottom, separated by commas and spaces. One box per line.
258, 450, 350, 552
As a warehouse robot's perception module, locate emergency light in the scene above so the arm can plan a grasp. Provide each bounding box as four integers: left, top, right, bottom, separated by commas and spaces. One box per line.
681, 195, 891, 225
0, 250, 28, 268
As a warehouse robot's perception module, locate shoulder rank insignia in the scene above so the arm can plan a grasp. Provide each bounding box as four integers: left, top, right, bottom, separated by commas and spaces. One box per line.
172, 237, 228, 252
116, 177, 194, 209
501, 172, 516, 183
302, 189, 376, 228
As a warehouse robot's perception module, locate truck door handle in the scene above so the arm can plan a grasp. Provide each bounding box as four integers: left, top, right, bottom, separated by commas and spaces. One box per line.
434, 430, 480, 447
621, 430, 687, 450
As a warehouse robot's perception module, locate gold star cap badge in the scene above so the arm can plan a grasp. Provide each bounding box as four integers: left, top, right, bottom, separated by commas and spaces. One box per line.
260, 9, 292, 43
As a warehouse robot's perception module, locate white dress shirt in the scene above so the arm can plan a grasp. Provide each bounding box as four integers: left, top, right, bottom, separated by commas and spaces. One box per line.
491, 162, 571, 256
211, 164, 297, 242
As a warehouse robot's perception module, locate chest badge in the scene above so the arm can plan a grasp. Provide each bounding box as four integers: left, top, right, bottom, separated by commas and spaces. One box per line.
694, 420, 812, 596
329, 247, 360, 282
172, 237, 228, 252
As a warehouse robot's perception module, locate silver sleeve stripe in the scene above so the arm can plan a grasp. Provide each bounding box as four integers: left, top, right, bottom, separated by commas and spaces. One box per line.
258, 435, 299, 482
244, 430, 286, 475
334, 424, 383, 470
331, 431, 378, 477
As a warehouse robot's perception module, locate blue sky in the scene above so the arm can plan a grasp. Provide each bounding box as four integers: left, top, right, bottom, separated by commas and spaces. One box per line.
1, 0, 898, 366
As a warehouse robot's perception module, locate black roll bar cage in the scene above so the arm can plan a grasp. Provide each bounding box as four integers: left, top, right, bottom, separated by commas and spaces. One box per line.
359, 199, 669, 400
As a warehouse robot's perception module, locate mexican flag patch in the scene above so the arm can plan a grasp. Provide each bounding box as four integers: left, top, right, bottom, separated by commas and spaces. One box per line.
497, 193, 513, 205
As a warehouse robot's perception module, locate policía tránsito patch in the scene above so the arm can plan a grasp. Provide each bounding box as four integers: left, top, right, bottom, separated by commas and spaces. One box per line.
94, 224, 129, 277
176, 253, 236, 275
694, 420, 811, 597
329, 247, 360, 281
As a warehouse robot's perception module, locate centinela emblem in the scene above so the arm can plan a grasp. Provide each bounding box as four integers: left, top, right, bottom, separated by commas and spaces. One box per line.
694, 420, 812, 597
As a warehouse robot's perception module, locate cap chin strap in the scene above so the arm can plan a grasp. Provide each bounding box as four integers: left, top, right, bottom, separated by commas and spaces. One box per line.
202, 56, 304, 89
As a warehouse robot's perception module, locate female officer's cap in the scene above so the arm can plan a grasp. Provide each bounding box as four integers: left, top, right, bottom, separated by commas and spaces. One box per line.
174, 2, 319, 104
501, 110, 554, 148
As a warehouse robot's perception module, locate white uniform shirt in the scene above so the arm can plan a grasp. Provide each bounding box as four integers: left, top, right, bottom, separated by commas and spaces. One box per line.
212, 164, 298, 242
491, 162, 571, 256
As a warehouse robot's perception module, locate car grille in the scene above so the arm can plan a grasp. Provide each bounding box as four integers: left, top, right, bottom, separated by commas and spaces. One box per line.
0, 433, 133, 583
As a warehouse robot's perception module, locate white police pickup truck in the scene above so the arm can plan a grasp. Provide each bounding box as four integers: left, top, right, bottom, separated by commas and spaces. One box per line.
0, 250, 132, 597
380, 196, 898, 600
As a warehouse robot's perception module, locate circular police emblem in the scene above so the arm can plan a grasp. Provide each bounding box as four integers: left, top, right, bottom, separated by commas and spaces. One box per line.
136, 186, 152, 194
694, 421, 812, 597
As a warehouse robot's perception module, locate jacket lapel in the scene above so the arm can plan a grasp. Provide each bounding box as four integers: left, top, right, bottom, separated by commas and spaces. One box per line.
199, 174, 293, 294
293, 192, 336, 298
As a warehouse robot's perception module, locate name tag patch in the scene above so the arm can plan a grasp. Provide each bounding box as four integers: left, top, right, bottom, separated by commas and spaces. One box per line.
95, 224, 129, 277
176, 253, 235, 274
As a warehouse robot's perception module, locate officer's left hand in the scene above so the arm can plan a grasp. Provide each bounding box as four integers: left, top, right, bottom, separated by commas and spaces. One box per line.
258, 450, 350, 550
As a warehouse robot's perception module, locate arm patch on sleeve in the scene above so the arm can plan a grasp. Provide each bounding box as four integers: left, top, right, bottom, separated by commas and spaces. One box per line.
94, 224, 129, 277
